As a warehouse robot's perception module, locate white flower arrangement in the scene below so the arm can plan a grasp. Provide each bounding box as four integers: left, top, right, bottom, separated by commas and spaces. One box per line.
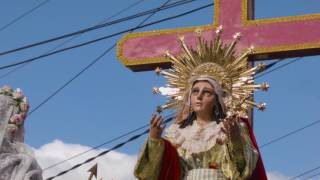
0, 85, 29, 133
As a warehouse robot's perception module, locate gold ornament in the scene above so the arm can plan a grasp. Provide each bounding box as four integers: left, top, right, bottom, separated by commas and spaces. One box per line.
154, 26, 269, 118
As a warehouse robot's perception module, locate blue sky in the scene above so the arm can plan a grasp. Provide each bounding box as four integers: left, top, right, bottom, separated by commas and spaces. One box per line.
0, 0, 319, 179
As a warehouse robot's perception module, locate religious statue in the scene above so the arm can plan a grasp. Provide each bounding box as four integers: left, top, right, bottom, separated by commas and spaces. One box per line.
134, 27, 268, 180
0, 86, 43, 180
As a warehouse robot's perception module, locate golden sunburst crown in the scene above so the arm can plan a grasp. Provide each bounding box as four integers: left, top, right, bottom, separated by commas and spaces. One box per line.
153, 26, 269, 118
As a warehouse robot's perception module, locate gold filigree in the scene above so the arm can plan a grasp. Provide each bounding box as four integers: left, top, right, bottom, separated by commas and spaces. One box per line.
156, 27, 268, 118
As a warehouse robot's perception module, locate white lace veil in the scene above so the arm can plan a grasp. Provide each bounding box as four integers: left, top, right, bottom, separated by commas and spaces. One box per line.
0, 93, 43, 180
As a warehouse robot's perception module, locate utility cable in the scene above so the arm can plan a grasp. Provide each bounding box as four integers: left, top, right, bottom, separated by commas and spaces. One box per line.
301, 170, 320, 180
45, 115, 176, 180
28, 0, 206, 116
290, 165, 320, 180
0, 2, 213, 71
259, 119, 320, 149
255, 57, 302, 79
0, 0, 198, 57
0, 0, 146, 80
0, 0, 50, 32
41, 50, 310, 172
42, 0, 175, 172
42, 112, 175, 171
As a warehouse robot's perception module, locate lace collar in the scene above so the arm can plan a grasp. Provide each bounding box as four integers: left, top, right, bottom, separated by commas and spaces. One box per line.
165, 120, 227, 155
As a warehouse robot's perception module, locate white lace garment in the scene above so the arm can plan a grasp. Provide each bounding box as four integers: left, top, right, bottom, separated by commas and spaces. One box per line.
0, 95, 42, 180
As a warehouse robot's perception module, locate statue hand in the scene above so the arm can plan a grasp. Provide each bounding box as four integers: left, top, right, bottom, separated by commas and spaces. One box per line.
149, 114, 165, 139
223, 118, 241, 141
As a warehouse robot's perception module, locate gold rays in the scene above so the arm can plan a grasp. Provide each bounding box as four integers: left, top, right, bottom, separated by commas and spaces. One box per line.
154, 27, 269, 118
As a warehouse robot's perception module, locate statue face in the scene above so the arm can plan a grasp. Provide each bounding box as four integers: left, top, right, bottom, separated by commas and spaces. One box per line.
190, 81, 216, 116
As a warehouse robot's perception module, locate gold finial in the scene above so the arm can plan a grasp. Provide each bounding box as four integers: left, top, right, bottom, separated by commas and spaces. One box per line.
178, 36, 185, 42
257, 102, 266, 111
155, 67, 162, 75
156, 106, 163, 113
260, 82, 270, 91
257, 63, 266, 72
248, 45, 255, 54
164, 50, 170, 57
152, 87, 160, 94
195, 28, 203, 35
215, 25, 223, 34
233, 32, 241, 40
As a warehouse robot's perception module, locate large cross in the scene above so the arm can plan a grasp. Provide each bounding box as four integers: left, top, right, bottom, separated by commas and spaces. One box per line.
117, 0, 320, 124
117, 0, 320, 71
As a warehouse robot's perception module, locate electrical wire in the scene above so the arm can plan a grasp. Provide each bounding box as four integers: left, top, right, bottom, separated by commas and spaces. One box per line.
26, 2, 213, 116
45, 115, 176, 180
255, 57, 302, 79
290, 165, 320, 180
42, 0, 175, 173
43, 55, 316, 177
0, 0, 50, 32
259, 119, 320, 149
0, 2, 213, 71
301, 170, 320, 180
42, 112, 175, 171
0, 0, 198, 57
0, 0, 146, 80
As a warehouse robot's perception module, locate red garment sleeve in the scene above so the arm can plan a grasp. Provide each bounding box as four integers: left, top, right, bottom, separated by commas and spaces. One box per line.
241, 118, 268, 180
158, 139, 181, 180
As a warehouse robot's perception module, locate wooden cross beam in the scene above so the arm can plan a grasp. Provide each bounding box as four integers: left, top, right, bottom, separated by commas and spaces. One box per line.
117, 0, 320, 71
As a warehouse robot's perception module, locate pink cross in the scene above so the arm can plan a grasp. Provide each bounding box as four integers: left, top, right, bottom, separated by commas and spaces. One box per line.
117, 0, 320, 71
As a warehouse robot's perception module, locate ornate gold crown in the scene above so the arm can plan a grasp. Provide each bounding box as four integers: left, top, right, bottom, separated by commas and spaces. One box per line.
153, 26, 269, 118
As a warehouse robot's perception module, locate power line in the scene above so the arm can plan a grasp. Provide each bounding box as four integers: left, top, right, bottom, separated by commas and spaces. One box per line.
43, 55, 312, 176
27, 43, 115, 116
43, 120, 148, 171
301, 170, 320, 180
43, 112, 175, 171
0, 0, 146, 80
40, 47, 307, 171
3, 1, 311, 178
39, 34, 309, 178
253, 56, 320, 180
27, 0, 184, 116
52, 48, 314, 180
0, 2, 213, 71
45, 131, 147, 180
41, 0, 174, 172
255, 57, 320, 180
255, 57, 302, 79
290, 165, 320, 180
45, 115, 175, 180
255, 58, 320, 180
15, 1, 312, 177
24, 0, 203, 151
254, 57, 320, 149
47, 64, 319, 177
30, 0, 171, 151
97, 0, 147, 24
0, 0, 50, 33
259, 119, 320, 149
0, 0, 198, 57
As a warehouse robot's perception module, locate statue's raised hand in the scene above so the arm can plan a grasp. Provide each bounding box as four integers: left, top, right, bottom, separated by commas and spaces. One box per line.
149, 114, 165, 139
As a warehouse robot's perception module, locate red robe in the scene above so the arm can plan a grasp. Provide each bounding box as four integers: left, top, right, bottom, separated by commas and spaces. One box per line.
158, 119, 268, 180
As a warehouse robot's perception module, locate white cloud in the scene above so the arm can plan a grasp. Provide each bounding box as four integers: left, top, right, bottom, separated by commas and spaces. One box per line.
267, 171, 295, 180
33, 139, 137, 180
33, 141, 311, 180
